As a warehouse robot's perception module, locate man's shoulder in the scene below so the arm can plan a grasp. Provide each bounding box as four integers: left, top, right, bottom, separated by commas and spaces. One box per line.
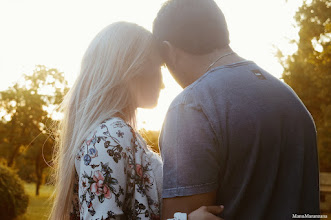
187, 60, 257, 94
168, 61, 265, 111
168, 86, 198, 111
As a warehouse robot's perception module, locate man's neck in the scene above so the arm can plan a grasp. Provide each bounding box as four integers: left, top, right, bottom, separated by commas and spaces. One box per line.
182, 47, 245, 87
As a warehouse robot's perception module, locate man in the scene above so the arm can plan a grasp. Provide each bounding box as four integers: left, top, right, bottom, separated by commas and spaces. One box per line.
153, 0, 320, 219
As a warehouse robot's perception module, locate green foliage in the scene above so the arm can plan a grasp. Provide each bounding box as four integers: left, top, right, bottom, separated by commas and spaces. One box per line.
0, 165, 29, 219
139, 129, 160, 153
0, 65, 69, 195
280, 0, 331, 171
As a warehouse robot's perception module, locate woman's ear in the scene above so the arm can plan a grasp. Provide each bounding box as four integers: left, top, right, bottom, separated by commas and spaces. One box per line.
162, 41, 177, 69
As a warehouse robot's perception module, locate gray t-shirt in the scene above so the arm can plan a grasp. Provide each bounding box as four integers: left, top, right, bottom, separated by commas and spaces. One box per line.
159, 61, 320, 219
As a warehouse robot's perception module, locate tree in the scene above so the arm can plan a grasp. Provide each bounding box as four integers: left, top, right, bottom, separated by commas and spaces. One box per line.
0, 65, 68, 195
279, 0, 331, 171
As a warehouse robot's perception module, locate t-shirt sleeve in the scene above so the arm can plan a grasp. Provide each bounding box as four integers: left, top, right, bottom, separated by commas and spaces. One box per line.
76, 120, 134, 219
159, 102, 221, 198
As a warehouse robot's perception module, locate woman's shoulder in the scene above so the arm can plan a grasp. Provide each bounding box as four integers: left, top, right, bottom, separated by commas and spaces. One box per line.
86, 117, 136, 147
73, 117, 161, 219
94, 117, 134, 139
75, 117, 137, 165
73, 117, 137, 218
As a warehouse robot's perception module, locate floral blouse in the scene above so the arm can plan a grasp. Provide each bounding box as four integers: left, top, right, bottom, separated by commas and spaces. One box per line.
70, 117, 162, 220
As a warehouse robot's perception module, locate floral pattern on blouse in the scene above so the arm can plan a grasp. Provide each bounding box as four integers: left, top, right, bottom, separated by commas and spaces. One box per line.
70, 118, 160, 220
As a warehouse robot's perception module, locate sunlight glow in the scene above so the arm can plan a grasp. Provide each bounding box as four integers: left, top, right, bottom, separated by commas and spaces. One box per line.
0, 0, 303, 131
0, 110, 6, 119
43, 105, 63, 121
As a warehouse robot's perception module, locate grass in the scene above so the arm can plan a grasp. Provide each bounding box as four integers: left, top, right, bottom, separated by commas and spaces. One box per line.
16, 183, 54, 220
15, 183, 330, 219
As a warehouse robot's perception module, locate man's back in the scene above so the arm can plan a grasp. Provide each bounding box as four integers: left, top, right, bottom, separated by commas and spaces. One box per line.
160, 61, 320, 219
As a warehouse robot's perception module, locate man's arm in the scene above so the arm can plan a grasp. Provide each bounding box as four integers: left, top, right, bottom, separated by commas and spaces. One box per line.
159, 101, 222, 219
162, 191, 217, 220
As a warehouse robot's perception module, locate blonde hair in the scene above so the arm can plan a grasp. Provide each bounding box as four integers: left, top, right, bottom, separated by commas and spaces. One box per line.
50, 22, 158, 220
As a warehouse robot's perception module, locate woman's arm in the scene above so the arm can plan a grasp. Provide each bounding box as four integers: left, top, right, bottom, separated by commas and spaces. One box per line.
162, 191, 224, 220
162, 191, 217, 220
75, 119, 134, 219
188, 205, 224, 220
166, 205, 224, 220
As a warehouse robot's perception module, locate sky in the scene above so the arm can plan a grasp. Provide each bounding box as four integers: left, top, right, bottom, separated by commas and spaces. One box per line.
0, 0, 303, 130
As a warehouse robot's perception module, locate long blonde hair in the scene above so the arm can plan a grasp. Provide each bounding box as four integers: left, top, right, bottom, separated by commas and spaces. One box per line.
50, 22, 158, 220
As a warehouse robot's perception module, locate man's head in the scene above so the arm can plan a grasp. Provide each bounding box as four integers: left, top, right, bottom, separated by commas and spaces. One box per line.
153, 0, 229, 55
153, 0, 230, 87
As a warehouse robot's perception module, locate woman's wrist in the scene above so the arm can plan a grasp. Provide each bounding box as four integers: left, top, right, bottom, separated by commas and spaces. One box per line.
167, 212, 188, 220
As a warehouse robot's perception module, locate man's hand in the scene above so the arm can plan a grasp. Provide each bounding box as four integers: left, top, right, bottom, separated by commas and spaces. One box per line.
188, 205, 224, 220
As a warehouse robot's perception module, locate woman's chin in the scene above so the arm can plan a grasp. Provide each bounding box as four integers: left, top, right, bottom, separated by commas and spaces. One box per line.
140, 101, 159, 109
142, 104, 158, 109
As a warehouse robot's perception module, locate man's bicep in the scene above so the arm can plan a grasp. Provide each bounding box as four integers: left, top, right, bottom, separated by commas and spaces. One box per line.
161, 191, 217, 220
160, 103, 221, 198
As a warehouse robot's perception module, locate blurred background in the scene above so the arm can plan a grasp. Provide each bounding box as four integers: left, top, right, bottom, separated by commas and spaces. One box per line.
0, 0, 330, 219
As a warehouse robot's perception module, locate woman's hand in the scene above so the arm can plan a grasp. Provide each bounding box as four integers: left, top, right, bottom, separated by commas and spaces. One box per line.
188, 205, 224, 220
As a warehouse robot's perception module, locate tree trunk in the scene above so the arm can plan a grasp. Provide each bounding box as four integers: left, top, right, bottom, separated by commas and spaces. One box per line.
7, 125, 26, 167
7, 145, 20, 167
36, 180, 40, 196
35, 151, 44, 196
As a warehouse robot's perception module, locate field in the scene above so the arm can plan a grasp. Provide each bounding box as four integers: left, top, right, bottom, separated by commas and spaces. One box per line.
16, 183, 330, 219
16, 183, 54, 220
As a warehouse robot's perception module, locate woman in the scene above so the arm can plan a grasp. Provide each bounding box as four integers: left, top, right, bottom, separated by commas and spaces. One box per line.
50, 22, 223, 220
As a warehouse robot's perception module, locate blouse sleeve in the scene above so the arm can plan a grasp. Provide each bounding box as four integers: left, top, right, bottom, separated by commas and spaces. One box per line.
75, 119, 135, 219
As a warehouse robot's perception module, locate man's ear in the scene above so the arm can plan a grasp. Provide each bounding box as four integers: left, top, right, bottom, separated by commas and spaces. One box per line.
162, 41, 177, 68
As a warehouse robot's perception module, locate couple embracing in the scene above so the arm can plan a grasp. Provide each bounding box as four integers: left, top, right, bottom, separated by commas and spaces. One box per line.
50, 0, 320, 219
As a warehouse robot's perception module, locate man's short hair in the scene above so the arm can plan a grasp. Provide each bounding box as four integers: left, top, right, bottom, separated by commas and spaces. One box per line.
153, 0, 230, 55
